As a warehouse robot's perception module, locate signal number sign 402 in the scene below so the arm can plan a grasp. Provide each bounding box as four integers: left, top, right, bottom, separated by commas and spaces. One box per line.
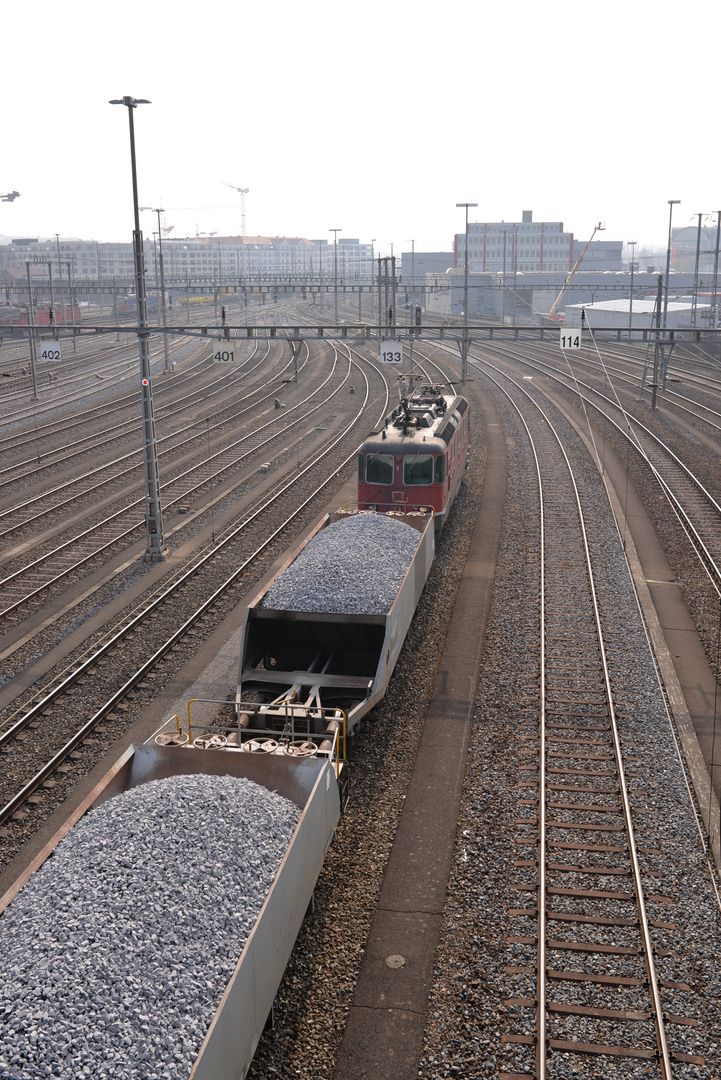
560, 331, 581, 350
40, 344, 62, 362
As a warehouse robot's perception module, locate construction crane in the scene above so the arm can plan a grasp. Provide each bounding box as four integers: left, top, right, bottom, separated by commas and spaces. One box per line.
549, 222, 605, 317
223, 182, 249, 239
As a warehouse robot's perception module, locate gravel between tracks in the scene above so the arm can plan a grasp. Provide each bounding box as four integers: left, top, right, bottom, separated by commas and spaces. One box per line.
418, 382, 721, 1079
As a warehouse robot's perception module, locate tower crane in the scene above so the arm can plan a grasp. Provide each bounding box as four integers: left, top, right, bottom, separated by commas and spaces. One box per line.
223, 182, 249, 239
549, 222, 605, 317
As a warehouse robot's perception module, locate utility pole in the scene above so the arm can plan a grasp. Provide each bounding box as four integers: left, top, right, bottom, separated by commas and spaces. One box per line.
663, 199, 680, 327
456, 202, 477, 383
712, 211, 721, 329
330, 228, 342, 323
651, 275, 663, 411
692, 213, 703, 329
25, 262, 38, 400
628, 240, 636, 338
153, 209, 170, 371
110, 95, 165, 561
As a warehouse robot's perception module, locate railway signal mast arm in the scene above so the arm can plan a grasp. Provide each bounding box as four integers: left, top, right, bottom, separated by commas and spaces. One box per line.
549, 221, 604, 316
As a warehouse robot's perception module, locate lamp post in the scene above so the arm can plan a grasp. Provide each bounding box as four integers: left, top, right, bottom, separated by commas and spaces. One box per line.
663, 200, 680, 327
456, 202, 477, 325
149, 208, 170, 371
456, 202, 477, 382
370, 238, 376, 321
109, 95, 165, 560
25, 261, 38, 400
330, 228, 342, 323
712, 211, 721, 329
628, 240, 636, 338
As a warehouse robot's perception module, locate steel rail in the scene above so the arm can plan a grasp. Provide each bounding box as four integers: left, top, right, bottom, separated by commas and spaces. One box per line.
523, 341, 721, 434
0, 339, 267, 484
0, 342, 351, 618
0, 297, 270, 418
446, 337, 721, 595
0, 341, 309, 543
473, 359, 674, 1078
0, 346, 392, 824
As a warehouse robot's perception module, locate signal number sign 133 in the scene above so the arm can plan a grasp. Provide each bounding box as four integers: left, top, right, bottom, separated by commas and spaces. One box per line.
379, 340, 403, 364
560, 331, 581, 350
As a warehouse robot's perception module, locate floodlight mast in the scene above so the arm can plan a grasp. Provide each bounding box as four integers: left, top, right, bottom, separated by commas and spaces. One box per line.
109, 95, 165, 560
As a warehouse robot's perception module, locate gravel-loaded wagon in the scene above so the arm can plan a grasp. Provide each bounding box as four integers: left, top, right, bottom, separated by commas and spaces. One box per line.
237, 509, 435, 747
0, 742, 340, 1080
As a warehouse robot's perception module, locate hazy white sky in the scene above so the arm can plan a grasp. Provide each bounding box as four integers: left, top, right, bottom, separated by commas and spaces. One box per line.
2, 0, 718, 256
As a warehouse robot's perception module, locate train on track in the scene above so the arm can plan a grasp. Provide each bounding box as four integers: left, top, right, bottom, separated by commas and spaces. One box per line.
0, 303, 81, 326
0, 386, 470, 1080
357, 377, 470, 532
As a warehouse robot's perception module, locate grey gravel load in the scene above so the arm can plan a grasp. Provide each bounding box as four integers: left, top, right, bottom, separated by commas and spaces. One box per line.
0, 773, 300, 1080
262, 514, 422, 614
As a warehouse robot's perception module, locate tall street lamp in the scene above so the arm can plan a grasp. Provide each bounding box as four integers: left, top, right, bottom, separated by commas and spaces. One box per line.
109, 95, 165, 560
330, 228, 342, 323
663, 200, 680, 327
150, 208, 170, 372
456, 202, 477, 382
25, 261, 39, 400
628, 240, 636, 337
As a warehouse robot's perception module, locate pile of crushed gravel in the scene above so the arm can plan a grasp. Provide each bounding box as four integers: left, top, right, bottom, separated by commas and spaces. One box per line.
262, 514, 422, 614
0, 773, 300, 1080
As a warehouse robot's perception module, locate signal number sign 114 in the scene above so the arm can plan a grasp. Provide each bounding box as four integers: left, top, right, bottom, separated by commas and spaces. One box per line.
560, 331, 581, 350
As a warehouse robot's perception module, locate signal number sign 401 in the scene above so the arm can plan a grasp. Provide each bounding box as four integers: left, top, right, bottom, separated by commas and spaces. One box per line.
213, 346, 235, 363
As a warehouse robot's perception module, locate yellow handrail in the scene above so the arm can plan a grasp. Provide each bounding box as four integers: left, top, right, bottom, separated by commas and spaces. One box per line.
186, 699, 198, 745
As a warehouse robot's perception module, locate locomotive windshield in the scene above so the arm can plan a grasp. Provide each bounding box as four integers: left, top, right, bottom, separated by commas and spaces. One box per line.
403, 455, 434, 485
366, 453, 394, 484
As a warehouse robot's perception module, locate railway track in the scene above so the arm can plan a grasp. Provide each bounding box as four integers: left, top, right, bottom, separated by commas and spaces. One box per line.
489, 373, 703, 1075
475, 342, 721, 594
2, 312, 719, 1078
0, 342, 406, 855
0, 295, 272, 421
411, 360, 719, 1079
0, 340, 344, 622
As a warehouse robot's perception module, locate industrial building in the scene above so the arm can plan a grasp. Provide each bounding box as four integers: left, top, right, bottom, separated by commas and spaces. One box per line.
424, 269, 706, 323
453, 210, 623, 275
564, 298, 712, 330
0, 235, 374, 284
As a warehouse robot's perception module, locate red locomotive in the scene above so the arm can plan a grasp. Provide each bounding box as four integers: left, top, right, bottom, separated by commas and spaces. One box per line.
357, 377, 470, 531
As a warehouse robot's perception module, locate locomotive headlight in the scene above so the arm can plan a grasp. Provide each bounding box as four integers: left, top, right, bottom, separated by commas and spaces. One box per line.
368, 503, 378, 512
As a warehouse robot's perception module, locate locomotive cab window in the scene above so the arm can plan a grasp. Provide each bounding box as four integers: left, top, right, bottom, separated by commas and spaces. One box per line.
357, 454, 365, 482
403, 455, 434, 486
435, 455, 446, 484
366, 453, 394, 484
